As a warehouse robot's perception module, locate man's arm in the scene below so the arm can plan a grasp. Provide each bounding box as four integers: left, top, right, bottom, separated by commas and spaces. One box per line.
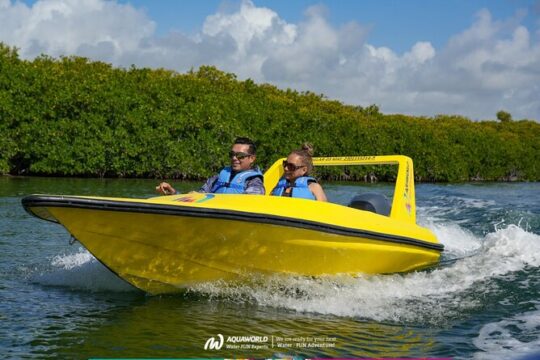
244, 177, 265, 195
199, 175, 219, 193
156, 182, 176, 195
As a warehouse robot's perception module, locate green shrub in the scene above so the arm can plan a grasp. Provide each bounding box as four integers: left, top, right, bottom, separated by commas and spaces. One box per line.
0, 42, 538, 181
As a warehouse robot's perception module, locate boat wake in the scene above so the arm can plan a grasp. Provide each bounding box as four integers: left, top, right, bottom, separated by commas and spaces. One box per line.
29, 222, 540, 330
472, 306, 540, 359
189, 223, 540, 326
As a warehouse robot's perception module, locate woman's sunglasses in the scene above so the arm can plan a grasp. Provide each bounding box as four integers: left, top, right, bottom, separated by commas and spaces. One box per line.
229, 151, 252, 160
283, 160, 305, 171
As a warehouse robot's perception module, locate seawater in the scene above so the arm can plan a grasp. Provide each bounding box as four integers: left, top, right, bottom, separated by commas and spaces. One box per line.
0, 177, 539, 359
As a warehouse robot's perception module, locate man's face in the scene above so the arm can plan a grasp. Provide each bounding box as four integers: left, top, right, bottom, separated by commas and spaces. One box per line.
229, 144, 255, 171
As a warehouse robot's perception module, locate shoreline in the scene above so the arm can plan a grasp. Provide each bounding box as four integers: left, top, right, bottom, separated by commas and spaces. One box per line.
2, 173, 537, 184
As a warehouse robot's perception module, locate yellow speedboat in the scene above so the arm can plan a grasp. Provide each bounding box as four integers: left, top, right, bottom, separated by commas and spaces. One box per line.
22, 155, 443, 294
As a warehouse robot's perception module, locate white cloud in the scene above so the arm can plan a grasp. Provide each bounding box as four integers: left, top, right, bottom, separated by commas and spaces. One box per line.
0, 0, 538, 120
0, 0, 154, 61
202, 1, 296, 54
404, 42, 436, 66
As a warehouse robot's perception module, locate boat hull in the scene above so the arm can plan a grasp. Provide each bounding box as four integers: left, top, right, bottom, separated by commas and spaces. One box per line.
23, 194, 443, 294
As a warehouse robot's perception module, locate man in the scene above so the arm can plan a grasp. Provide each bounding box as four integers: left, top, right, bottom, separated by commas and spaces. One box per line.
156, 137, 265, 195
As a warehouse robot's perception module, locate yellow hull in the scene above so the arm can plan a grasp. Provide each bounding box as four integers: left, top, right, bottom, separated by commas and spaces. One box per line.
23, 193, 442, 294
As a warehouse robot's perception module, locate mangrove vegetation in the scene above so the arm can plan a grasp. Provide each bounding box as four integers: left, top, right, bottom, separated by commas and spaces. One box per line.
0, 43, 538, 182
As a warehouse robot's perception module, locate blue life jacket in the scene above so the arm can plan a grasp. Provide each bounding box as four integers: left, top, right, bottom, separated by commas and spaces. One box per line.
271, 176, 317, 200
211, 167, 263, 194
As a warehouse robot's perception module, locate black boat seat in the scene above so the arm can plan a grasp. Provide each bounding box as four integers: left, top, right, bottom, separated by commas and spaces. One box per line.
348, 192, 391, 216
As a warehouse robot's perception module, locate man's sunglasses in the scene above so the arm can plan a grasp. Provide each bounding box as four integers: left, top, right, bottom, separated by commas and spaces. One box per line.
283, 160, 305, 171
229, 151, 253, 160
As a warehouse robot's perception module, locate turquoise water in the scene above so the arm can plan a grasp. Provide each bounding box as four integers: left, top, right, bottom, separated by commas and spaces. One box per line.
1, 177, 539, 359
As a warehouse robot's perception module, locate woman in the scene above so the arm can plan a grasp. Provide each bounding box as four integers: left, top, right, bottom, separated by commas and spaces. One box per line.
271, 143, 327, 201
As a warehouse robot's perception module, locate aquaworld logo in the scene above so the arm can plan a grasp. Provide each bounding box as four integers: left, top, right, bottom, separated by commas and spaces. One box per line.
204, 334, 224, 350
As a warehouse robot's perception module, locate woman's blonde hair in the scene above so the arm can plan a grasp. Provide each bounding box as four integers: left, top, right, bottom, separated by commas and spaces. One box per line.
291, 143, 314, 174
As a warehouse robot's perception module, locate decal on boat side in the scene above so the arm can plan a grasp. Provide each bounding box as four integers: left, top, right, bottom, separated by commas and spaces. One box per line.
404, 162, 412, 214
174, 194, 215, 203
314, 156, 376, 162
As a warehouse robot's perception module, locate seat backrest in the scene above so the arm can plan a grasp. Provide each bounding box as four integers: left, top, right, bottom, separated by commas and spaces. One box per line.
348, 192, 391, 216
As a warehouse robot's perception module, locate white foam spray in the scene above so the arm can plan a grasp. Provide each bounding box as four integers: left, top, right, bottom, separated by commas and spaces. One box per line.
190, 224, 540, 325
32, 247, 136, 292
473, 305, 540, 360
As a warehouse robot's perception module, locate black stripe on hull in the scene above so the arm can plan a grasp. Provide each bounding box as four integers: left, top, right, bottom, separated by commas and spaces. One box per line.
22, 195, 444, 252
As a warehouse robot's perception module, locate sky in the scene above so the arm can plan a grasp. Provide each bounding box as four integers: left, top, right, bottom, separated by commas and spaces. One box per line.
1, 0, 539, 121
